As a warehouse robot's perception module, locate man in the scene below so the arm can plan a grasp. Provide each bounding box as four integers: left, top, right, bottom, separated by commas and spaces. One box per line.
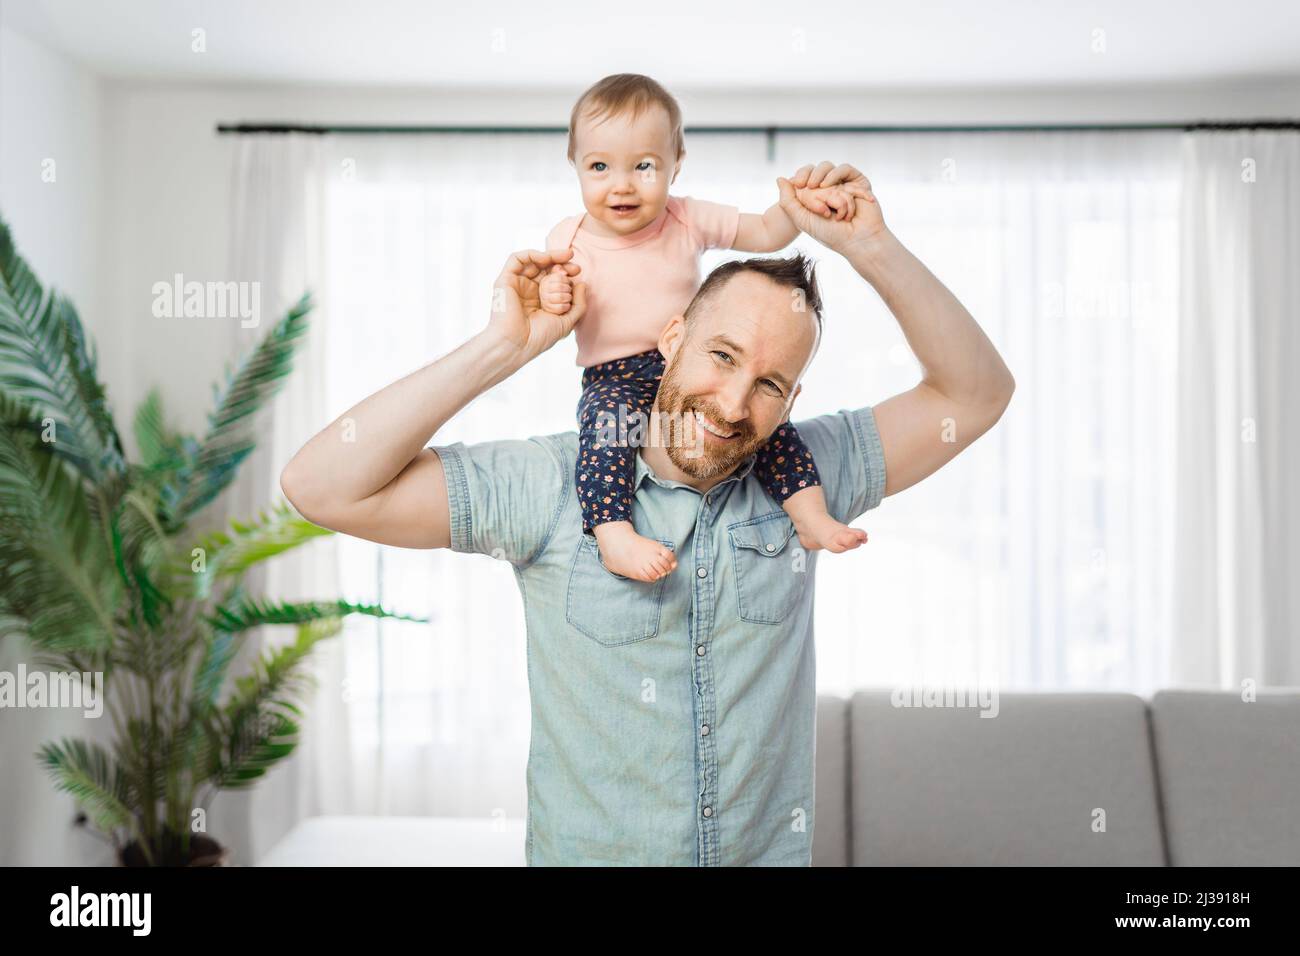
281, 161, 1015, 865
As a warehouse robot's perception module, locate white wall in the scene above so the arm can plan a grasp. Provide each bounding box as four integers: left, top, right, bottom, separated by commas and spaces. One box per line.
0, 22, 114, 867
3, 15, 1299, 864
0, 23, 106, 361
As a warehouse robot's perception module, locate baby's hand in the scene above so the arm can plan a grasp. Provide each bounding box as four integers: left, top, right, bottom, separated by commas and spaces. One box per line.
539, 263, 574, 315
795, 184, 856, 222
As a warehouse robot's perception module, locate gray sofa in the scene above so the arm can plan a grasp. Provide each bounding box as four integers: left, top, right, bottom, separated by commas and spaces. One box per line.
811, 689, 1300, 866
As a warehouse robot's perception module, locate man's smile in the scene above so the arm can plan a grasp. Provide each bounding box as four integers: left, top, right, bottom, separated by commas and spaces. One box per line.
693, 409, 739, 440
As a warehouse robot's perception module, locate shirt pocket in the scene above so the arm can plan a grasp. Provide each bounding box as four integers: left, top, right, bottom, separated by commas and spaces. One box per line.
727, 512, 802, 624
565, 535, 675, 646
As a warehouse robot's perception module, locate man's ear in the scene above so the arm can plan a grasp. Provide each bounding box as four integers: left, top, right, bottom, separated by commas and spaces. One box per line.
659, 314, 686, 360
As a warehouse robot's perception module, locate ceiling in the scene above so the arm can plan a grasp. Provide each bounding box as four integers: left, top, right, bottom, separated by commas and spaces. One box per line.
4, 0, 1299, 90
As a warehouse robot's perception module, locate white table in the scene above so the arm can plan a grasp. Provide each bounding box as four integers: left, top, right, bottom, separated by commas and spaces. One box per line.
256, 816, 527, 866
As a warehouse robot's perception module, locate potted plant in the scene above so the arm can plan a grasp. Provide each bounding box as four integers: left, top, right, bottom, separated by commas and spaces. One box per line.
0, 215, 421, 865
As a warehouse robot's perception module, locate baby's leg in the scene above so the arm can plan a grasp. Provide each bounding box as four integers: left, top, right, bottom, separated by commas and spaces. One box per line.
754, 422, 869, 553
576, 352, 677, 581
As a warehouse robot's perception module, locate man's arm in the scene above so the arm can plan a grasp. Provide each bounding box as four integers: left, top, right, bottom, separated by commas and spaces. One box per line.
778, 162, 1016, 499
279, 249, 586, 548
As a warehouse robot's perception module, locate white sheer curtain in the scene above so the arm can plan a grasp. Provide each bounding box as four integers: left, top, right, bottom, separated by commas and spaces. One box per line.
229, 124, 1293, 844
219, 133, 345, 865
1173, 131, 1300, 689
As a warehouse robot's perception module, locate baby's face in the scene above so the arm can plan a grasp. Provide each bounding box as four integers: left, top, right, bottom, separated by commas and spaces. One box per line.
572, 104, 679, 237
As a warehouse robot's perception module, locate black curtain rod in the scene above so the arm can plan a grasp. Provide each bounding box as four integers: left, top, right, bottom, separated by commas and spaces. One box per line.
216, 121, 1300, 135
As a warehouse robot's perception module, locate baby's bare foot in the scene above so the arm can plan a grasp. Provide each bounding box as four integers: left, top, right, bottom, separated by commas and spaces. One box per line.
782, 485, 869, 553
592, 521, 677, 581
794, 512, 869, 553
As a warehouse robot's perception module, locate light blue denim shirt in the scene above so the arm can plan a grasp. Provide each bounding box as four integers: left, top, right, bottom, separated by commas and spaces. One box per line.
431, 404, 886, 865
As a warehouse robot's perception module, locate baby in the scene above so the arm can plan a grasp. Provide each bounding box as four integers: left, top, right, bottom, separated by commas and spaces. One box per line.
542, 73, 866, 582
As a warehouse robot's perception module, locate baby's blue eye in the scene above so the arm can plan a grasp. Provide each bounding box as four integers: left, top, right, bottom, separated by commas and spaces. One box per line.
636, 161, 654, 171
590, 161, 607, 172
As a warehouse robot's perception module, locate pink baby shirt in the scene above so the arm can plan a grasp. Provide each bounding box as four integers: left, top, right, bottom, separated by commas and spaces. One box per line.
545, 195, 741, 367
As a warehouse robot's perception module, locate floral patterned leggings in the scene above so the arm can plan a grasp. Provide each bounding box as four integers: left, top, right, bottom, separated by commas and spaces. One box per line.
576, 347, 822, 534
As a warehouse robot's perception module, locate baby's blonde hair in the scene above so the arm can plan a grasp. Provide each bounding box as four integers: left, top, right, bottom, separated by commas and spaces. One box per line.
566, 74, 685, 167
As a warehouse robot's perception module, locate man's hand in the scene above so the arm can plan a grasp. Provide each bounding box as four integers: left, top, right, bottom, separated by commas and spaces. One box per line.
486, 248, 587, 362
777, 162, 889, 255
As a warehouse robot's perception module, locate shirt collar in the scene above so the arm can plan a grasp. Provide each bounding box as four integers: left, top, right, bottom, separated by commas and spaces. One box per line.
633, 447, 758, 494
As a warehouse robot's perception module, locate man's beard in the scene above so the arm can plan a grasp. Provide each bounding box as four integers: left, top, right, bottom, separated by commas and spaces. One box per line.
652, 350, 770, 480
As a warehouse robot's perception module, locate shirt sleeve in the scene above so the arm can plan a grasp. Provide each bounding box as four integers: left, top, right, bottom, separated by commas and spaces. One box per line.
789, 406, 888, 524
678, 195, 741, 250
545, 216, 578, 251
429, 435, 569, 568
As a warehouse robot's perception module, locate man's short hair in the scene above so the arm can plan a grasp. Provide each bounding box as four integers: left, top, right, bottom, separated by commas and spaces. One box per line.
683, 253, 824, 339
566, 73, 686, 167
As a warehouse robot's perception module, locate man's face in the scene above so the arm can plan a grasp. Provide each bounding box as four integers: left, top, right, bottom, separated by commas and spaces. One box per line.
653, 271, 819, 480
572, 104, 679, 237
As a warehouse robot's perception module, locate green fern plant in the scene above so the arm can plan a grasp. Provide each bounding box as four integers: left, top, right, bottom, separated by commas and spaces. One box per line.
0, 213, 423, 865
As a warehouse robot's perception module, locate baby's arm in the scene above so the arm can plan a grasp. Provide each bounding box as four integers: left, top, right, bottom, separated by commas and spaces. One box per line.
731, 183, 857, 253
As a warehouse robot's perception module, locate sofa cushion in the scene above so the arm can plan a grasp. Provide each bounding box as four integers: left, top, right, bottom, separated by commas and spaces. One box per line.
813, 695, 850, 866
1150, 689, 1300, 865
848, 690, 1166, 865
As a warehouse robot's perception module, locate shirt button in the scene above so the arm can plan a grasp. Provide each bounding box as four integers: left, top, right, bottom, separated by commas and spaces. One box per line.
696, 567, 708, 578
705, 493, 713, 504
696, 645, 706, 656
701, 724, 710, 736
702, 806, 713, 818
765, 543, 776, 552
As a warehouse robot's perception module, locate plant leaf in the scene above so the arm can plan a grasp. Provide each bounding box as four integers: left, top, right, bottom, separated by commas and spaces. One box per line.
208, 597, 428, 634
179, 499, 333, 600
0, 387, 121, 651
37, 738, 137, 835
169, 293, 312, 529
214, 618, 342, 789
0, 215, 127, 487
